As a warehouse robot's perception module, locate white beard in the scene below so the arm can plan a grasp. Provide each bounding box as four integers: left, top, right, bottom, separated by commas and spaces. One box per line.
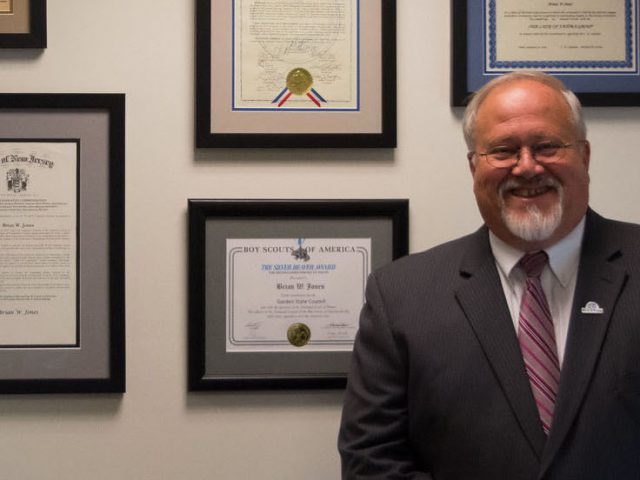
500, 180, 564, 242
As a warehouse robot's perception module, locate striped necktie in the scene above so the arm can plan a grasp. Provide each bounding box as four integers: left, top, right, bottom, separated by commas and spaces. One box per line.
518, 251, 560, 435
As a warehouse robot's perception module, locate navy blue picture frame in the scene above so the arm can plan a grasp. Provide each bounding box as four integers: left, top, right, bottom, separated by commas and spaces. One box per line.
452, 0, 640, 106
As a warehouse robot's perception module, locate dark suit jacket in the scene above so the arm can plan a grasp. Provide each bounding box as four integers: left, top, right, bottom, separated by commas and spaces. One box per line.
339, 210, 640, 479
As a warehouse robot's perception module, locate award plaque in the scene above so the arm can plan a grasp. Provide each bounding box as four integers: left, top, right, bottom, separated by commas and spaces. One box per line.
0, 0, 46, 48
188, 199, 408, 389
452, 0, 640, 106
0, 94, 125, 394
195, 0, 396, 147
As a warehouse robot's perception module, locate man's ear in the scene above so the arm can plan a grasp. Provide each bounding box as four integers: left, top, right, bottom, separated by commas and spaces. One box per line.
467, 152, 476, 175
581, 140, 591, 170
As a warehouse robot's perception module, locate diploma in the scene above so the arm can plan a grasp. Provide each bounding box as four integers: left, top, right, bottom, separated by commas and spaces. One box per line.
486, 0, 636, 72
226, 238, 370, 352
232, 0, 359, 110
0, 141, 78, 346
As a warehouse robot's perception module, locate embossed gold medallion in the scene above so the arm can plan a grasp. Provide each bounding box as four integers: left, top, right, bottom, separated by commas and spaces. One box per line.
287, 322, 311, 347
273, 68, 325, 107
286, 68, 313, 95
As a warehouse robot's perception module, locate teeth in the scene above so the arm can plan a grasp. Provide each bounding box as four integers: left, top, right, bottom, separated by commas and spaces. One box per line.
513, 187, 550, 197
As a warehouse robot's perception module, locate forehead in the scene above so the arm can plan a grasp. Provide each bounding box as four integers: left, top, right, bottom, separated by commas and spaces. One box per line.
475, 80, 575, 140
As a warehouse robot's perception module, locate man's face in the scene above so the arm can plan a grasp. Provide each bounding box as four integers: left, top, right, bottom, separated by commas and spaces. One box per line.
469, 79, 591, 251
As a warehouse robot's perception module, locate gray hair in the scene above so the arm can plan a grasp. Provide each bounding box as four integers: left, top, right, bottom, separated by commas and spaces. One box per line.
462, 71, 586, 150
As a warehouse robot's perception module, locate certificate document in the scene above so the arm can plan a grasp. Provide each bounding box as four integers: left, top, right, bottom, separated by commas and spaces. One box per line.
0, 141, 78, 346
226, 238, 370, 352
486, 0, 637, 72
232, 0, 359, 110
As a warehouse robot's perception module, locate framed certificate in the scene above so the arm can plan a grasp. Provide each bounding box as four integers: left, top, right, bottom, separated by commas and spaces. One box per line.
452, 0, 640, 106
188, 199, 408, 389
0, 94, 125, 393
195, 0, 396, 148
0, 0, 46, 48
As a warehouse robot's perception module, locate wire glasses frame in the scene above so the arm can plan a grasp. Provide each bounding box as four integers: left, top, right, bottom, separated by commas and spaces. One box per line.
472, 141, 586, 169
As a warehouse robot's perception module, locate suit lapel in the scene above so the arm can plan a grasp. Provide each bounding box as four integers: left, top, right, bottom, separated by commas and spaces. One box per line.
455, 228, 547, 459
540, 211, 627, 474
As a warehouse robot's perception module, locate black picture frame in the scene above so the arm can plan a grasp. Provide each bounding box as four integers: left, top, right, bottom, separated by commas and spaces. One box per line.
195, 0, 396, 148
452, 0, 640, 106
188, 199, 408, 390
0, 93, 125, 393
0, 0, 46, 49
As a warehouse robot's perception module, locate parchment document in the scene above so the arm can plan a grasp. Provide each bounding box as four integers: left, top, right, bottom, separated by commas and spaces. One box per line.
226, 238, 370, 352
487, 0, 636, 72
0, 141, 78, 346
233, 0, 359, 110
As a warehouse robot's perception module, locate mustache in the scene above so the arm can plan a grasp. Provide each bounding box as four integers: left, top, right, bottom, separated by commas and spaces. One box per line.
499, 176, 561, 196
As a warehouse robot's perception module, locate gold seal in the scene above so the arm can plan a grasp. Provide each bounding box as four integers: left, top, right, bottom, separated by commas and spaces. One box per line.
287, 323, 311, 347
286, 68, 313, 95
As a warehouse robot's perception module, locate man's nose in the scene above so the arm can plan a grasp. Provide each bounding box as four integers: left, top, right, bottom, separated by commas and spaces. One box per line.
511, 147, 546, 178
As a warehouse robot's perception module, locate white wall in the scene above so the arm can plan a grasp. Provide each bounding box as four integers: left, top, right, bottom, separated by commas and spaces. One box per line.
1, 1, 639, 479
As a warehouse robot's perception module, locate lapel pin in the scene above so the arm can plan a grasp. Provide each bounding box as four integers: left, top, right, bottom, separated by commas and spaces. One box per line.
581, 301, 604, 314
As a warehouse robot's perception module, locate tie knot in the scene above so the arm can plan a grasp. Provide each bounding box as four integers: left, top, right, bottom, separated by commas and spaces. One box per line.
520, 251, 548, 278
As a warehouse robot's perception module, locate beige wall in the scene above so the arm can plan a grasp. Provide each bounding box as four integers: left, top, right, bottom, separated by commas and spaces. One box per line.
1, 1, 639, 479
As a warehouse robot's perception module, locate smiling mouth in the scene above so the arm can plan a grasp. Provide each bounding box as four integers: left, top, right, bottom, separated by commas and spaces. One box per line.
509, 186, 555, 198
500, 175, 560, 201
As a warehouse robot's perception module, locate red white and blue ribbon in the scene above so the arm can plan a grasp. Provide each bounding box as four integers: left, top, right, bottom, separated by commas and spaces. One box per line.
272, 87, 327, 108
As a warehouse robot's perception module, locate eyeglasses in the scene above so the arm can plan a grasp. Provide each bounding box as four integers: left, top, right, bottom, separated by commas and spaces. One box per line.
473, 141, 584, 169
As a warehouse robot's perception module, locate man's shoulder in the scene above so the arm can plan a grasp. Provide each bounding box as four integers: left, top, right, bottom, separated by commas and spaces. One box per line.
587, 210, 640, 248
596, 215, 640, 234
374, 228, 485, 283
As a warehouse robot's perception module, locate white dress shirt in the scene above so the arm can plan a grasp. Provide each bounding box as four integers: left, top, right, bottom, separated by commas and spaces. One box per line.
489, 217, 585, 367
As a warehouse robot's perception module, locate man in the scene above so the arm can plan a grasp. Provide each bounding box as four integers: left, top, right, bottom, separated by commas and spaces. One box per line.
338, 71, 640, 479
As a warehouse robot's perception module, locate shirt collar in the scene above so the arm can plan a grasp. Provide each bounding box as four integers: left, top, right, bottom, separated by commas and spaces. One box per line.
489, 216, 585, 287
